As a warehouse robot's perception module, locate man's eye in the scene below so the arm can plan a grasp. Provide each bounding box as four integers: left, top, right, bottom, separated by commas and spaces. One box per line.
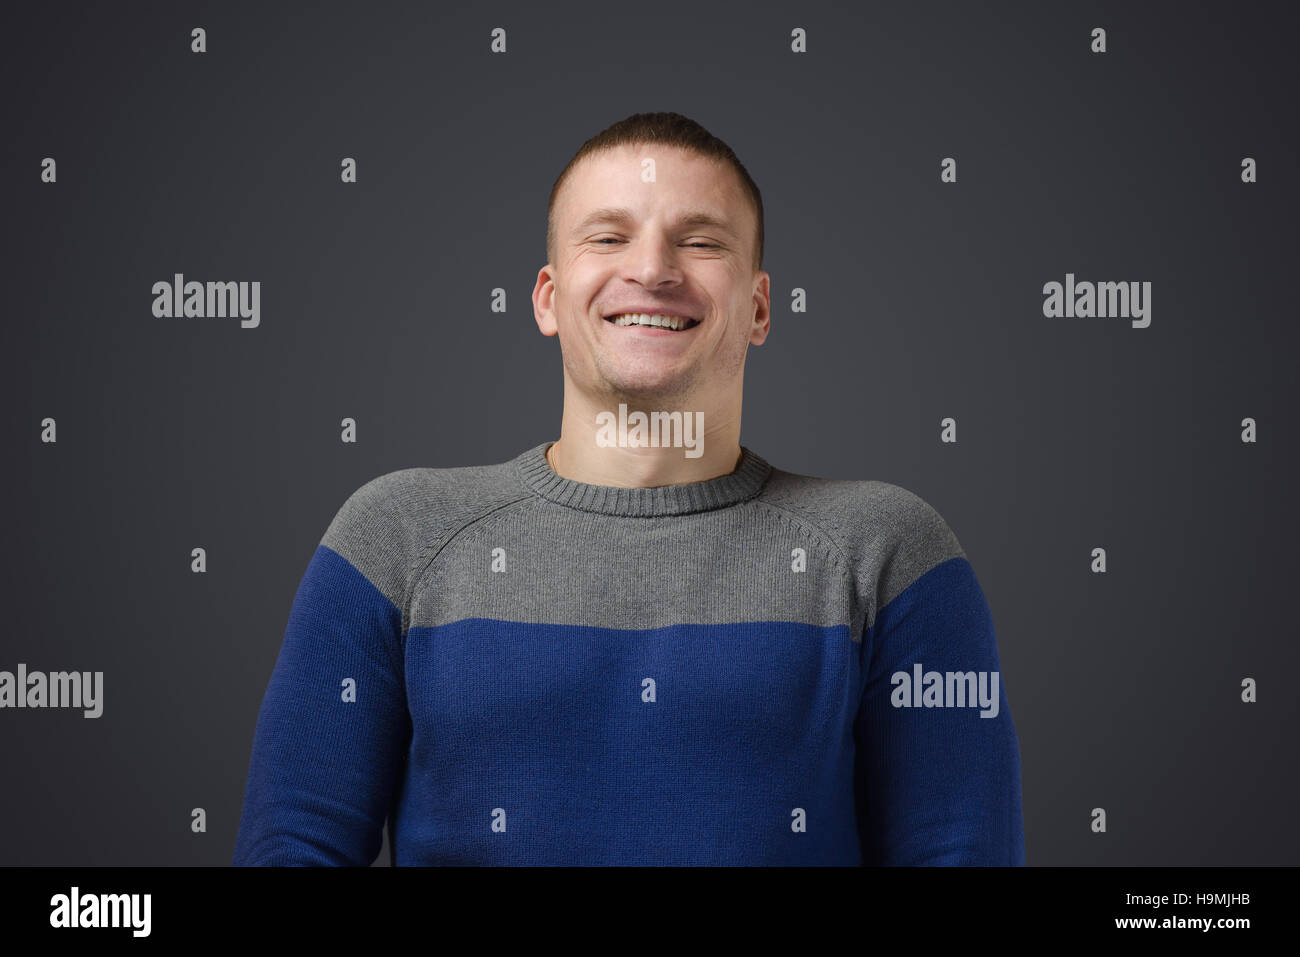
591, 238, 717, 248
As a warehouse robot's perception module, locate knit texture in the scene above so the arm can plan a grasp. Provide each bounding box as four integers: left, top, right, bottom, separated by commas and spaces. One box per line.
233, 441, 1025, 865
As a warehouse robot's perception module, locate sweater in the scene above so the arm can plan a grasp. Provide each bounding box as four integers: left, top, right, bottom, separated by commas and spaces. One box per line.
232, 441, 1025, 866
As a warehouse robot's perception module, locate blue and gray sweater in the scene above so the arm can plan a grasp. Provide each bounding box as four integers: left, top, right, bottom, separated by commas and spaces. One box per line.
233, 441, 1025, 865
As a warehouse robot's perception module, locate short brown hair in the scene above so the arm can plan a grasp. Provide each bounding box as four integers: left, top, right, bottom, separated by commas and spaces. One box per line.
546, 112, 764, 273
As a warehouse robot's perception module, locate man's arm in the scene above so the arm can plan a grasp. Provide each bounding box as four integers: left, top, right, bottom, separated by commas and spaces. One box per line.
853, 509, 1025, 865
233, 487, 411, 866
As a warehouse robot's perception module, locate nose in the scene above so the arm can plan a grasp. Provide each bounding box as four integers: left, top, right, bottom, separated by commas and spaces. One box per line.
624, 231, 682, 287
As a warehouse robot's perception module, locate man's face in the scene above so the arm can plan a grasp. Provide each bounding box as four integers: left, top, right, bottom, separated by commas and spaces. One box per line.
534, 143, 770, 404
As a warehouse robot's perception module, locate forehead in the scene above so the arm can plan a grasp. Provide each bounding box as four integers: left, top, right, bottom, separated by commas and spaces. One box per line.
559, 143, 747, 231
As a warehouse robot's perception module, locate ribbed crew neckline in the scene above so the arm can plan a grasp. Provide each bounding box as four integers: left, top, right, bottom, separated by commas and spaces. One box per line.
514, 440, 773, 517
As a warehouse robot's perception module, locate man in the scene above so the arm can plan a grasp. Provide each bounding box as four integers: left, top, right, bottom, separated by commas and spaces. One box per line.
233, 111, 1025, 866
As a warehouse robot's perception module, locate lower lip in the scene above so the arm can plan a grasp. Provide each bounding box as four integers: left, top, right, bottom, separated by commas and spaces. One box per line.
603, 319, 699, 336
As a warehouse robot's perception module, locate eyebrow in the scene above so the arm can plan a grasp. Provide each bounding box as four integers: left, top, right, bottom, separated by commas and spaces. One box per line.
571, 206, 736, 237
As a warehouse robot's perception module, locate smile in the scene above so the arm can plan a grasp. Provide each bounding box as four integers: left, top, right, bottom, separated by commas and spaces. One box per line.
603, 313, 700, 331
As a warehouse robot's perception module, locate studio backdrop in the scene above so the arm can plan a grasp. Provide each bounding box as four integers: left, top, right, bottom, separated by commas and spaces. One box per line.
3, 0, 1296, 865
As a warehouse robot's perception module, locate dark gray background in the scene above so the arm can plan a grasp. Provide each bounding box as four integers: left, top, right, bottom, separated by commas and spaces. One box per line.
2, 0, 1296, 866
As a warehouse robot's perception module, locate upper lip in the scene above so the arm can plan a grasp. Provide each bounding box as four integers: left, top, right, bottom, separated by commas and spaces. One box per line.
602, 306, 699, 322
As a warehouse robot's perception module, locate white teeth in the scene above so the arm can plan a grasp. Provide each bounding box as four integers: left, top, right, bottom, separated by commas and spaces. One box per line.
610, 313, 694, 330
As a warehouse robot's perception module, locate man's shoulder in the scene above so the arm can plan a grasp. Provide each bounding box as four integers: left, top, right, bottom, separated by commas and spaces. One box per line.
757, 464, 969, 618
335, 458, 522, 518
315, 454, 531, 599
760, 465, 963, 551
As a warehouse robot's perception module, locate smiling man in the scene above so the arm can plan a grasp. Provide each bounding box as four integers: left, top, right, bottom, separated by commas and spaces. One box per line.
534, 127, 769, 489
233, 112, 1025, 867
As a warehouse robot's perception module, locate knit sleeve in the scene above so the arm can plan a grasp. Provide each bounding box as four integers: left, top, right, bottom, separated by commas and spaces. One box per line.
852, 494, 1025, 865
232, 481, 411, 866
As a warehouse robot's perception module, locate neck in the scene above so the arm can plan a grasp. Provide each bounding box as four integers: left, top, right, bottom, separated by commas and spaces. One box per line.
548, 378, 745, 488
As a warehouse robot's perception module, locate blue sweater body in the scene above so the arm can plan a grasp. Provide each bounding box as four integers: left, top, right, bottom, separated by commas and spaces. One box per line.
233, 442, 1025, 866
